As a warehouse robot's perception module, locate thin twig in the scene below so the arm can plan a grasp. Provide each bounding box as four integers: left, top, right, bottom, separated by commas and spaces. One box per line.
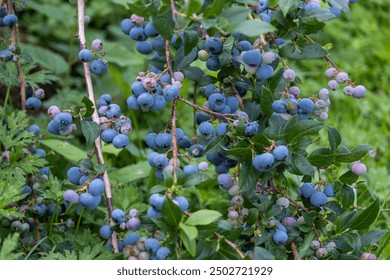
177, 96, 249, 122
214, 232, 245, 259
269, 179, 309, 212
77, 0, 118, 253
8, 0, 26, 110
290, 241, 301, 260
164, 39, 179, 186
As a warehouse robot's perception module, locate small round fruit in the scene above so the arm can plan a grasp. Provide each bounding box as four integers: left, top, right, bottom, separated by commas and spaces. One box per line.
99, 225, 112, 239
272, 145, 288, 160
218, 174, 233, 189
273, 231, 288, 244
310, 191, 328, 207
276, 197, 289, 208
351, 162, 367, 176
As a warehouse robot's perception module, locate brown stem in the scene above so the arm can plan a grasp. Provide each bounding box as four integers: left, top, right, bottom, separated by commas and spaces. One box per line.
164, 39, 174, 83
8, 0, 26, 110
164, 39, 179, 186
77, 0, 118, 253
214, 232, 245, 260
290, 241, 301, 260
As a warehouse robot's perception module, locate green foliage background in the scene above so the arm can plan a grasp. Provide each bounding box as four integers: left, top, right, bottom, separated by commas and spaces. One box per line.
1, 0, 389, 259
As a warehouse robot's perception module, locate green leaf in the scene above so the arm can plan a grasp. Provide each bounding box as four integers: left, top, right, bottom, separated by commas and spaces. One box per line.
226, 141, 253, 160
288, 153, 315, 176
0, 233, 22, 260
161, 197, 183, 226
260, 89, 274, 117
339, 170, 359, 185
81, 97, 95, 117
220, 6, 251, 26
253, 247, 275, 260
286, 119, 323, 149
174, 47, 198, 70
246, 101, 262, 121
185, 210, 222, 226
80, 120, 100, 144
203, 0, 235, 19
335, 210, 357, 233
127, 0, 157, 17
179, 223, 199, 240
40, 139, 86, 163
335, 144, 372, 163
279, 0, 301, 16
361, 230, 388, 247
239, 160, 261, 196
23, 44, 68, 74
302, 8, 336, 23
152, 6, 175, 40
279, 43, 327, 60
340, 184, 355, 208
110, 161, 151, 184
233, 20, 275, 37
182, 66, 205, 82
326, 125, 341, 151
350, 199, 380, 230
205, 136, 225, 154
183, 30, 199, 55
186, 0, 204, 17
342, 232, 361, 253
180, 229, 197, 257
307, 148, 334, 167
183, 172, 210, 187
264, 113, 288, 140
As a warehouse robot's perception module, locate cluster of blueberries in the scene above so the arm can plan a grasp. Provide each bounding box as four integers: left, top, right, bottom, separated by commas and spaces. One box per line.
97, 94, 132, 149
0, 5, 18, 27
298, 182, 335, 207
127, 72, 183, 112
78, 38, 108, 74
252, 0, 273, 23
120, 14, 163, 55
325, 67, 366, 99
99, 208, 170, 260
63, 167, 104, 210
147, 193, 189, 219
47, 106, 77, 136
252, 145, 289, 172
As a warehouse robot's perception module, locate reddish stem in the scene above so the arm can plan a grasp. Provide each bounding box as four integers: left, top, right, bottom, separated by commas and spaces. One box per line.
77, 0, 118, 253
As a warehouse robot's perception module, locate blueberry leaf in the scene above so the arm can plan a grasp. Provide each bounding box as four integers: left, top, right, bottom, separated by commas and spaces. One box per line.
80, 120, 100, 144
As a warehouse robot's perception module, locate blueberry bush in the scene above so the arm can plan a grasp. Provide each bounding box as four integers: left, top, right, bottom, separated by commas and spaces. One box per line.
0, 0, 389, 260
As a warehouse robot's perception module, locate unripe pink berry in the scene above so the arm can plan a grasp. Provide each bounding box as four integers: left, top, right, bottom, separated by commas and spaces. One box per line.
351, 162, 367, 176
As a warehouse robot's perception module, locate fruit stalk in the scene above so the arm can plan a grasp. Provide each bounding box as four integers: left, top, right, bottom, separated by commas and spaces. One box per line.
7, 0, 26, 110
214, 232, 245, 259
76, 0, 119, 253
